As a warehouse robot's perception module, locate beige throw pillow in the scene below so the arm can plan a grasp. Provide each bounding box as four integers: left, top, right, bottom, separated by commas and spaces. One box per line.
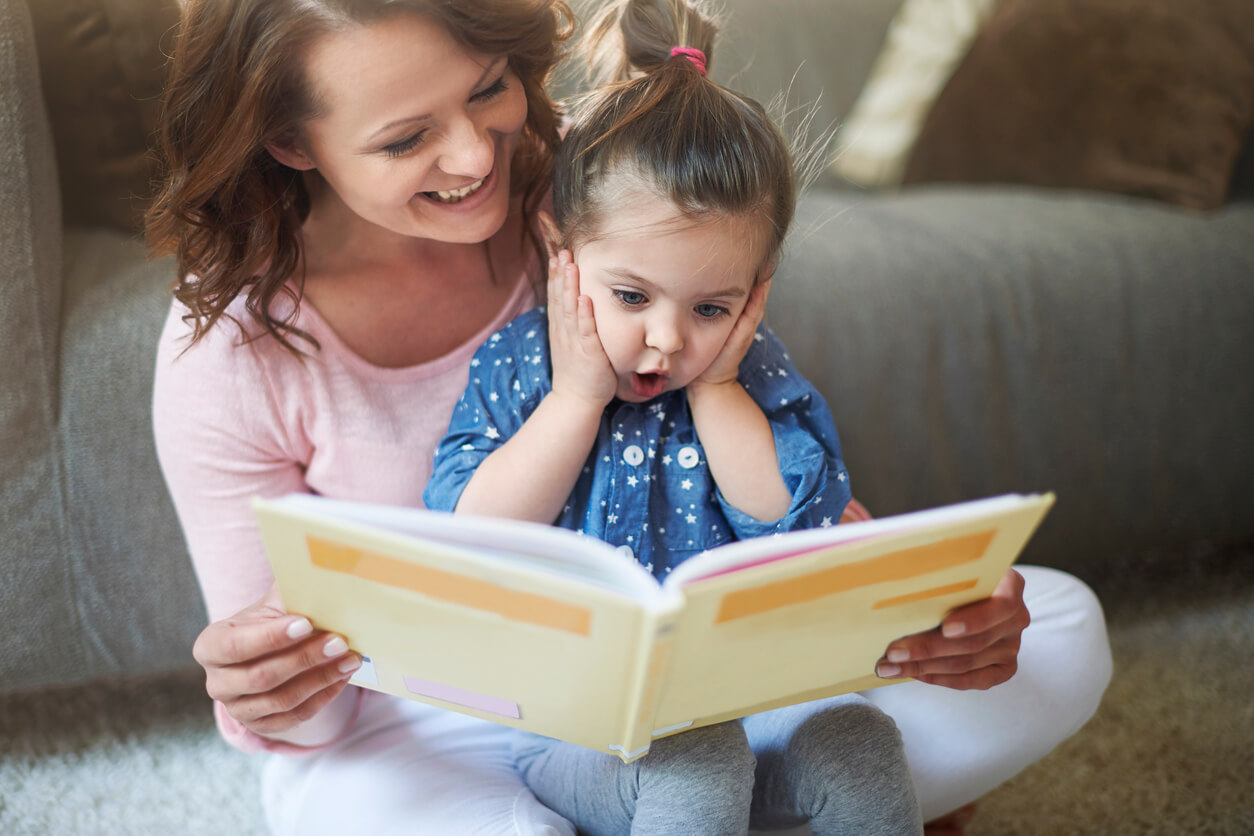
829, 0, 998, 188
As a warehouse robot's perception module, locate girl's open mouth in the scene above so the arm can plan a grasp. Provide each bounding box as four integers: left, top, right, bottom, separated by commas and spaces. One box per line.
630, 372, 669, 399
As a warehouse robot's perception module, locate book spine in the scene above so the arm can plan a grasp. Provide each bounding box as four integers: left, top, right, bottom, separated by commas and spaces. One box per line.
615, 607, 682, 761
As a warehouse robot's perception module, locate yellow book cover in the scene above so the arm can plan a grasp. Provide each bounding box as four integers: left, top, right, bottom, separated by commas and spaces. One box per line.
254, 492, 1054, 762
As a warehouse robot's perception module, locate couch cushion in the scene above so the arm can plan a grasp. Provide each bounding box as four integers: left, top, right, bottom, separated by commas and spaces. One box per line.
902, 0, 1254, 211
29, 0, 180, 233
771, 186, 1254, 573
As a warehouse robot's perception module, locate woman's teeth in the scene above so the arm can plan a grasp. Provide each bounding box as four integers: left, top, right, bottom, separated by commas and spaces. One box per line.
427, 177, 486, 203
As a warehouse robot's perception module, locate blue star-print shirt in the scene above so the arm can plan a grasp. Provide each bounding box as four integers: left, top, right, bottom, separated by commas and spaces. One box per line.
424, 307, 851, 579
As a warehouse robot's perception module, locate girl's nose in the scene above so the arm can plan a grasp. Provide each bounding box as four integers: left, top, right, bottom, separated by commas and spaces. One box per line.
437, 116, 494, 180
645, 314, 684, 356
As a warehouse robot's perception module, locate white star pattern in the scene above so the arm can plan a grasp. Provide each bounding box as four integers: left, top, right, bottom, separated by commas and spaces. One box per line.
681, 479, 693, 490
838, 472, 847, 481
686, 514, 697, 524
607, 513, 618, 524
489, 392, 499, 402
626, 475, 638, 487
485, 427, 500, 440
820, 516, 833, 527
662, 455, 673, 466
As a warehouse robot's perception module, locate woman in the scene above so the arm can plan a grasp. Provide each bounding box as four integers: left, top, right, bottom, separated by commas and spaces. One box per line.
148, 2, 1111, 834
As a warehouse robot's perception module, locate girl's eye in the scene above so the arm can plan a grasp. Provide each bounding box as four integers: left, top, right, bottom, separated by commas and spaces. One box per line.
694, 303, 730, 319
613, 289, 647, 307
472, 76, 509, 103
383, 132, 425, 159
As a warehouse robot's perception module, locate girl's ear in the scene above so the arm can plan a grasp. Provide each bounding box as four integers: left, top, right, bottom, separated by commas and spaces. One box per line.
265, 139, 317, 171
756, 258, 777, 285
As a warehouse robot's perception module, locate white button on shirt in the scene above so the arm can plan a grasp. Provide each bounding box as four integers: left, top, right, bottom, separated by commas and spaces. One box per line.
623, 445, 645, 466
677, 446, 700, 469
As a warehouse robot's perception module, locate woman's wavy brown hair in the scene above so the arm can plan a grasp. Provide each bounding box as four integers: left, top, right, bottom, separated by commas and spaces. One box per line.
146, 0, 574, 352
555, 0, 794, 269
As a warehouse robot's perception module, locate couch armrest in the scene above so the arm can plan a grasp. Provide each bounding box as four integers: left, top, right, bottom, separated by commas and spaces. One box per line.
0, 0, 76, 690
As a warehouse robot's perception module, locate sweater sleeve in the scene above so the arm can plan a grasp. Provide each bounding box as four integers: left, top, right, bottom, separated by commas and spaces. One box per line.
716, 325, 852, 539
152, 302, 360, 754
423, 309, 549, 511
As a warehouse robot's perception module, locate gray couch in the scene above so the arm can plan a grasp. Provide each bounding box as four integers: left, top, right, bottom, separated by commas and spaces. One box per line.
2, 0, 1252, 828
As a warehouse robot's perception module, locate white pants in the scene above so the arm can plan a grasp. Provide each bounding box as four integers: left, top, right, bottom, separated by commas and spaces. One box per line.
262, 566, 1112, 834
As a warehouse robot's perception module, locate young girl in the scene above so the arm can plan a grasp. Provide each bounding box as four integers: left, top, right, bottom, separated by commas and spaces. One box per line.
424, 1, 922, 832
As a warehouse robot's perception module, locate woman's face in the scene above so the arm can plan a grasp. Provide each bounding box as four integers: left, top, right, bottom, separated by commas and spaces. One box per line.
278, 13, 529, 244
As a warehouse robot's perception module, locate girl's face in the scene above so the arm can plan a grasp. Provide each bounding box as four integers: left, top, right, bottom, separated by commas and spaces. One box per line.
572, 195, 768, 403
272, 13, 528, 244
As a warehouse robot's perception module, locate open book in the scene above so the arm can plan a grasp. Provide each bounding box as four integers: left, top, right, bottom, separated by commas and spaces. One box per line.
255, 492, 1054, 762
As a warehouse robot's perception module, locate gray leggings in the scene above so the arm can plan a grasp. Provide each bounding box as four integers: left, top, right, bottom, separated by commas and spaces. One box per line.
512, 694, 922, 836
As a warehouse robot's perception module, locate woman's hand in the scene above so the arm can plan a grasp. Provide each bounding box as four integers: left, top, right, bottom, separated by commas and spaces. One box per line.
546, 247, 617, 409
875, 568, 1030, 690
692, 278, 771, 388
192, 582, 362, 737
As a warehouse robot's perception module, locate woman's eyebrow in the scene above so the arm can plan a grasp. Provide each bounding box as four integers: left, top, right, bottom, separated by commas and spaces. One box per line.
365, 56, 508, 145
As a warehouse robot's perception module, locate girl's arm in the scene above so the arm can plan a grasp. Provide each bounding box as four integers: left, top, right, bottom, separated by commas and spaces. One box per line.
452, 251, 617, 523
686, 281, 792, 521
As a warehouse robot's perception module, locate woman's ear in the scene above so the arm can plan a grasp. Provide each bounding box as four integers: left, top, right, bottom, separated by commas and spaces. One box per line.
265, 139, 317, 171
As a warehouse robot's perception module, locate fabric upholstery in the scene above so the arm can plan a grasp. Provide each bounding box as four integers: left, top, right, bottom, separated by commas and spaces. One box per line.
29, 0, 179, 232
903, 0, 1254, 211
0, 0, 79, 691
59, 230, 196, 680
769, 187, 1254, 571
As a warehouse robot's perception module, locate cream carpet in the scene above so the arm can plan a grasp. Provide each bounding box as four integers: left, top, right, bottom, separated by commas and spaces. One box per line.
2, 546, 1250, 836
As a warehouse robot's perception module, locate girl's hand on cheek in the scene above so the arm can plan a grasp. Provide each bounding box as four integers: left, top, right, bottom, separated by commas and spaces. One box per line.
694, 279, 771, 388
547, 250, 617, 410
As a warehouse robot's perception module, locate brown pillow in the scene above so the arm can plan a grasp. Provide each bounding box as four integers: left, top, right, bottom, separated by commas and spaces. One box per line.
902, 0, 1254, 211
30, 0, 180, 233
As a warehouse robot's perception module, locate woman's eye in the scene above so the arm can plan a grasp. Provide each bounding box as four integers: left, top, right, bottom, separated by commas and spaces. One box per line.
383, 132, 425, 159
695, 303, 729, 319
613, 289, 647, 307
472, 76, 509, 103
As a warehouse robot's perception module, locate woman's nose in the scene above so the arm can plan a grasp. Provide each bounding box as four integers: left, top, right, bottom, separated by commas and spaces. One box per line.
438, 116, 494, 180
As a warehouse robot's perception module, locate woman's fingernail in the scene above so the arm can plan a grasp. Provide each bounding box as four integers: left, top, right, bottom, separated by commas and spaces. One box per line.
943, 621, 967, 638
286, 618, 313, 639
877, 662, 902, 678
338, 655, 362, 675
322, 636, 349, 658
887, 648, 910, 663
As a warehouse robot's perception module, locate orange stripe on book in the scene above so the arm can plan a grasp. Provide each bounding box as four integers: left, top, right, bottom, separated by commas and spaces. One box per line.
307, 536, 592, 636
716, 530, 996, 623
872, 579, 979, 610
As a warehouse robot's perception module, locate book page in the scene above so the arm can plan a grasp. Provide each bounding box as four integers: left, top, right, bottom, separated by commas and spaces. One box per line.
648, 494, 1053, 732
272, 494, 662, 602
664, 493, 1045, 587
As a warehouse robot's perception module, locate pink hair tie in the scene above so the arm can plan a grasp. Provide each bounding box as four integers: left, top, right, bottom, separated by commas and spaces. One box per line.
669, 46, 707, 76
